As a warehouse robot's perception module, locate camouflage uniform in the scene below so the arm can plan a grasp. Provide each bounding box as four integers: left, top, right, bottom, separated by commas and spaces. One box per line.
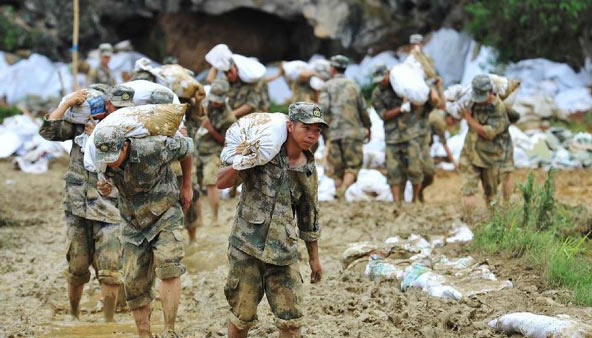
39, 119, 121, 287
460, 77, 510, 198
88, 66, 116, 86
371, 85, 423, 185
414, 100, 437, 187
319, 73, 371, 180
290, 80, 315, 103
227, 79, 262, 114
177, 98, 201, 229
225, 102, 324, 330
97, 133, 194, 310
258, 80, 271, 112
197, 102, 236, 186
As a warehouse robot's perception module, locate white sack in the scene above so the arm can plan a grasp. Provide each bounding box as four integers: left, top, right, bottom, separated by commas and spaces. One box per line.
389, 56, 429, 105
309, 76, 325, 91
488, 312, 592, 338
122, 80, 180, 105
62, 88, 108, 125
220, 113, 288, 170
231, 54, 266, 84
282, 61, 311, 82
205, 44, 233, 72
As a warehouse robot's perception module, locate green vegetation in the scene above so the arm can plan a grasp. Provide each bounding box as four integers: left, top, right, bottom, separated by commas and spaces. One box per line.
269, 102, 289, 114
474, 171, 592, 305
0, 105, 20, 123
464, 0, 592, 66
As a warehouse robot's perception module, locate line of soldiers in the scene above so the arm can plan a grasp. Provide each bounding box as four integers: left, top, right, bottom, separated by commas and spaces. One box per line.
41, 36, 517, 337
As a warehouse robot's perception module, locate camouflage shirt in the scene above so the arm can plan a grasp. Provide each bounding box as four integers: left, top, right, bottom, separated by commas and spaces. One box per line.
427, 109, 447, 145
88, 66, 116, 86
104, 136, 193, 245
257, 80, 271, 112
319, 74, 371, 141
230, 146, 321, 266
290, 80, 315, 104
461, 96, 510, 168
39, 118, 120, 224
227, 79, 261, 113
371, 85, 419, 144
197, 102, 236, 156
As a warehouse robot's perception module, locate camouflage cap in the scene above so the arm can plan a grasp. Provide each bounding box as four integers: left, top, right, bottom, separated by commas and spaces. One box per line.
409, 34, 424, 44
471, 74, 493, 103
108, 85, 135, 107
94, 125, 126, 164
288, 102, 328, 128
370, 64, 389, 83
330, 55, 349, 69
150, 88, 175, 104
99, 43, 113, 56
208, 79, 229, 104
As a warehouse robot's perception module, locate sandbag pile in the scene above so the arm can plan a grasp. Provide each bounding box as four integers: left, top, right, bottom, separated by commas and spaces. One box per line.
221, 112, 288, 170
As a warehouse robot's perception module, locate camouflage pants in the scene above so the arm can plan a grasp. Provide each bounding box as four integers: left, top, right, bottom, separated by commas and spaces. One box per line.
385, 140, 424, 186
195, 154, 222, 187
460, 154, 499, 198
65, 212, 121, 286
420, 133, 435, 187
499, 142, 515, 173
326, 138, 363, 180
224, 247, 303, 330
122, 227, 186, 310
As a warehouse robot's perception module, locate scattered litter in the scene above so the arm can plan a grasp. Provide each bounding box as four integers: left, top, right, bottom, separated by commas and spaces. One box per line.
365, 255, 404, 281
446, 222, 474, 243
489, 312, 592, 338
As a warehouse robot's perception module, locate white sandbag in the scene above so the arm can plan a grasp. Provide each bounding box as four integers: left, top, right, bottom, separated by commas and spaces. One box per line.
205, 44, 233, 72
488, 313, 592, 338
309, 76, 325, 91
345, 169, 392, 202
220, 113, 288, 170
389, 56, 429, 105
122, 80, 180, 105
365, 255, 404, 281
134, 57, 154, 72
62, 88, 108, 125
231, 54, 266, 84
282, 60, 311, 82
151, 65, 202, 99
489, 74, 508, 97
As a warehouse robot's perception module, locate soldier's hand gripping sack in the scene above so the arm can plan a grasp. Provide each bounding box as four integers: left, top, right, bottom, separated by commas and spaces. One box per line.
63, 88, 108, 124
220, 113, 288, 170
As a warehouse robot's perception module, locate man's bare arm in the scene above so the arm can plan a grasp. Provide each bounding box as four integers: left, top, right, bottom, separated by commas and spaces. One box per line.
216, 166, 240, 189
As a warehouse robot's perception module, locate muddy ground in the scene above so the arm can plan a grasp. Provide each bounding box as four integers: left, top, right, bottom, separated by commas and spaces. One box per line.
1, 157, 591, 338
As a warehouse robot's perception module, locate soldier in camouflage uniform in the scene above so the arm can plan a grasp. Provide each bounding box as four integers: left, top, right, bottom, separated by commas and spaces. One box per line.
217, 102, 325, 338
319, 55, 372, 198
195, 79, 236, 223
370, 64, 423, 204
498, 100, 520, 202
39, 85, 135, 322
88, 43, 116, 86
94, 125, 194, 338
220, 61, 265, 117
460, 75, 510, 219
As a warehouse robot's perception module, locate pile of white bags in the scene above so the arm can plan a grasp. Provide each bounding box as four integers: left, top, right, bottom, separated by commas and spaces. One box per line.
122, 80, 180, 105
220, 113, 288, 170
389, 55, 430, 105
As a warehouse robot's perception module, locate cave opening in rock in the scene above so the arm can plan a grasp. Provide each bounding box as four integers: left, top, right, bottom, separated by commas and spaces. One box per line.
101, 7, 348, 72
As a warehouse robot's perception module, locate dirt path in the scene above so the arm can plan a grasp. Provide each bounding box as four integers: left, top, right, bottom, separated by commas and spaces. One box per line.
1, 158, 591, 337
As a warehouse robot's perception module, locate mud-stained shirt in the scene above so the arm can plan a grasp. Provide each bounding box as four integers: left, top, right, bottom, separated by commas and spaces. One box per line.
104, 136, 193, 245
39, 118, 120, 224
461, 96, 510, 168
88, 66, 116, 86
227, 79, 261, 113
319, 74, 371, 141
371, 85, 419, 144
230, 146, 321, 266
197, 102, 236, 156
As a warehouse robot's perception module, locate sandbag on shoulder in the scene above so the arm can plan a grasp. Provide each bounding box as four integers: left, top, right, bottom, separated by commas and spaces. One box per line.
220, 112, 288, 170
389, 56, 430, 105
151, 64, 204, 99
62, 88, 108, 124
231, 54, 266, 84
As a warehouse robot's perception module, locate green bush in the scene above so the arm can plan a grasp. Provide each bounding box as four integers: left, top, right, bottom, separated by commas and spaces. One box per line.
464, 0, 592, 67
474, 171, 592, 305
0, 105, 20, 123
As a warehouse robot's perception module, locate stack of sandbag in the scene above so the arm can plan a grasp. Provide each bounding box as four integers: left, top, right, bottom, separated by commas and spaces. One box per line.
62, 88, 108, 124
389, 55, 430, 105
231, 54, 266, 84
122, 80, 180, 105
150, 65, 203, 99
220, 112, 288, 170
205, 44, 233, 72
86, 103, 188, 172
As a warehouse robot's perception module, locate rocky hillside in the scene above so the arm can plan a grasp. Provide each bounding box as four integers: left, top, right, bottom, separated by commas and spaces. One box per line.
0, 0, 464, 71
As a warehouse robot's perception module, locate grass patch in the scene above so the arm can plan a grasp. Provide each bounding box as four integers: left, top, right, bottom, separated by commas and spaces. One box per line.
270, 101, 289, 114
474, 170, 592, 305
0, 105, 20, 123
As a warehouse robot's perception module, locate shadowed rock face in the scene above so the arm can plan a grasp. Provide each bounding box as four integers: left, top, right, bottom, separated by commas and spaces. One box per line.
1, 0, 461, 69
